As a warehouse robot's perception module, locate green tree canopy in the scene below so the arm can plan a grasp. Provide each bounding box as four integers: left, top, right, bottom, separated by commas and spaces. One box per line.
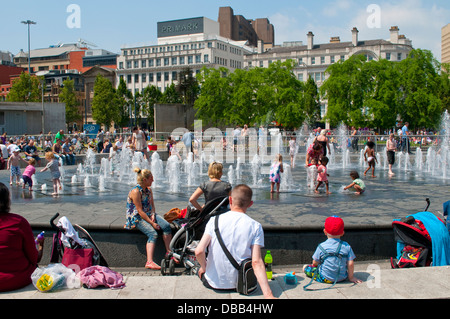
59, 79, 82, 126
7, 72, 42, 102
91, 74, 119, 128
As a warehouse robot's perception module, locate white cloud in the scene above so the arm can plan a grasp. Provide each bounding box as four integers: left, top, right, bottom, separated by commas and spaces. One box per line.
322, 0, 354, 17
349, 0, 449, 60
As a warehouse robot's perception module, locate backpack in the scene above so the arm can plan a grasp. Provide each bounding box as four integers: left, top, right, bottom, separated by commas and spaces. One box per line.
303, 240, 348, 291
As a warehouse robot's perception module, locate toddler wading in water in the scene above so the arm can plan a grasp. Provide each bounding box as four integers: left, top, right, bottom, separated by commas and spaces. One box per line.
269, 154, 284, 193
40, 152, 62, 196
315, 156, 331, 195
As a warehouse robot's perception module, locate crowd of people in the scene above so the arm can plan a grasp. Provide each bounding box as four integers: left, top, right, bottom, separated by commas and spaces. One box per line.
0, 123, 445, 297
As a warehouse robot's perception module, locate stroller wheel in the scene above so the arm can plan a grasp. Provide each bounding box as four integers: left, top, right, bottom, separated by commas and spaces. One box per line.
161, 258, 168, 276
168, 258, 176, 276
189, 266, 199, 276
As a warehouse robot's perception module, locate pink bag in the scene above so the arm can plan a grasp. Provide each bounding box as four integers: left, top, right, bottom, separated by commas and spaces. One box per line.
61, 248, 93, 273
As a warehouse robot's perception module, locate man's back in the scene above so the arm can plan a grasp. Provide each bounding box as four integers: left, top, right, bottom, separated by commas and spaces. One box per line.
203, 211, 264, 289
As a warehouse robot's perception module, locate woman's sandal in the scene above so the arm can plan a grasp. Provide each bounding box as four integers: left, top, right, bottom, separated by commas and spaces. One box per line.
145, 261, 161, 270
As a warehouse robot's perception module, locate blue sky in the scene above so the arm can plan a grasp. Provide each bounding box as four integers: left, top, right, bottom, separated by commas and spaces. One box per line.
1, 0, 449, 61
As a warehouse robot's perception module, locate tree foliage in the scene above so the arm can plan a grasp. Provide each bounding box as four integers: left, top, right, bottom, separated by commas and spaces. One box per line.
7, 72, 42, 102
194, 60, 312, 129
59, 79, 82, 126
91, 74, 119, 128
321, 49, 445, 130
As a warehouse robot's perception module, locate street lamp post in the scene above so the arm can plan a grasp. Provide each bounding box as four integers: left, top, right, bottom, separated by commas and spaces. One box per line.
21, 20, 36, 74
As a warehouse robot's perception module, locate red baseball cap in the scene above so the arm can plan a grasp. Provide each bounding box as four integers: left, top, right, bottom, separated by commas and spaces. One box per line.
324, 215, 344, 236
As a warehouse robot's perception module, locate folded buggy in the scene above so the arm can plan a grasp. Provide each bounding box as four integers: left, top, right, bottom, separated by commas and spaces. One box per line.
161, 196, 229, 276
391, 199, 450, 268
50, 213, 108, 273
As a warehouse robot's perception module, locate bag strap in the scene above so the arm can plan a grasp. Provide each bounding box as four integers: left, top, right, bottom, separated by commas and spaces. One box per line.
214, 214, 240, 270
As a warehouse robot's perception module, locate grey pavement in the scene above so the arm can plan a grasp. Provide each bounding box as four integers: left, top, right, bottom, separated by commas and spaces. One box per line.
1, 261, 450, 300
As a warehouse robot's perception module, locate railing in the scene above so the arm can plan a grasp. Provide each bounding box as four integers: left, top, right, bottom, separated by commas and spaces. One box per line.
4, 131, 442, 156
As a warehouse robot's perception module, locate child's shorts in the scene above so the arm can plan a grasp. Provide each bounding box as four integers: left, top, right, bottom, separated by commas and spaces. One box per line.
303, 265, 333, 284
22, 175, 33, 187
10, 166, 21, 177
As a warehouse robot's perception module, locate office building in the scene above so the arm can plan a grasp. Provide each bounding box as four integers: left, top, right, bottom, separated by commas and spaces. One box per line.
442, 24, 450, 65
116, 16, 255, 94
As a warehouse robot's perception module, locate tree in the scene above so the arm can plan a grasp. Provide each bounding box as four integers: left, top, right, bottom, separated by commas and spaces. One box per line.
176, 68, 200, 105
320, 54, 370, 128
161, 83, 182, 103
440, 63, 450, 113
59, 79, 82, 127
141, 85, 162, 127
91, 74, 119, 128
397, 49, 443, 130
303, 76, 321, 127
363, 59, 400, 129
194, 67, 232, 126
7, 72, 42, 102
115, 77, 133, 128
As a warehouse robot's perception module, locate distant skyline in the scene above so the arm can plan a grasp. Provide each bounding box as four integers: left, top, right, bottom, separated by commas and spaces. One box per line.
1, 0, 449, 61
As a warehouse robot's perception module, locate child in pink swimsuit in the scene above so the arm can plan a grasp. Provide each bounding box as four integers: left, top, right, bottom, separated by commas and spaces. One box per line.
22, 158, 36, 190
315, 156, 331, 195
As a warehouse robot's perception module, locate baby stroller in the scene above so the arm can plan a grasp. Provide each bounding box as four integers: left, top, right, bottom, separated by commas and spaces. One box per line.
161, 196, 229, 276
390, 198, 450, 268
50, 213, 108, 273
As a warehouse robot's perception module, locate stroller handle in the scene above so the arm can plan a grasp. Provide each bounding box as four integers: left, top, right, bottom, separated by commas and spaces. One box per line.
50, 213, 65, 233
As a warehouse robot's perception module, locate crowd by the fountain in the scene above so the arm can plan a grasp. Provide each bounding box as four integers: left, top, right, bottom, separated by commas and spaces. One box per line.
61, 111, 450, 198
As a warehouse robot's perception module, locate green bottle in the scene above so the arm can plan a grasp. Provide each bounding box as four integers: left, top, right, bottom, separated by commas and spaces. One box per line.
264, 250, 273, 279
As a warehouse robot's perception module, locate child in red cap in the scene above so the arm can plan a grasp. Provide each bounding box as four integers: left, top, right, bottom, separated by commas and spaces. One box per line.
303, 215, 361, 285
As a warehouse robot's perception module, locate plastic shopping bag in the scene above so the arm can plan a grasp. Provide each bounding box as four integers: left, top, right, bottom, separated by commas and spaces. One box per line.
31, 263, 81, 292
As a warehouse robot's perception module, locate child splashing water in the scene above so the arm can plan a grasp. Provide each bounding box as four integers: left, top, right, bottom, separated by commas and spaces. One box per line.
40, 152, 62, 196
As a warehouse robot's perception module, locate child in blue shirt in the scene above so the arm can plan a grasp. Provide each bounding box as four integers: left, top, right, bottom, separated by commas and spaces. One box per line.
303, 216, 362, 284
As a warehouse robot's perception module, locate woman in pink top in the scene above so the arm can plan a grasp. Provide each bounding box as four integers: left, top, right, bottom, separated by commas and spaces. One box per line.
315, 156, 331, 195
0, 182, 44, 292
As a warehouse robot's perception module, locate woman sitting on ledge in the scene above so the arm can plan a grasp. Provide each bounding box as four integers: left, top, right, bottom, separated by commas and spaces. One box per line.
0, 182, 44, 292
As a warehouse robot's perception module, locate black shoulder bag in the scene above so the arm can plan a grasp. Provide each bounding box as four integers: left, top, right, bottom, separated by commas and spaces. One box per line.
214, 214, 257, 295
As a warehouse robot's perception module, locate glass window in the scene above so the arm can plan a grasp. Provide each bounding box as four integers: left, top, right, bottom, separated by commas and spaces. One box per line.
180, 56, 185, 65
311, 57, 315, 65
149, 59, 154, 67
204, 54, 209, 63
188, 56, 193, 64
149, 73, 154, 82
142, 74, 146, 82
156, 72, 161, 81
141, 60, 146, 68
172, 57, 177, 65
164, 58, 169, 66
195, 55, 201, 63
164, 72, 169, 81
156, 59, 161, 66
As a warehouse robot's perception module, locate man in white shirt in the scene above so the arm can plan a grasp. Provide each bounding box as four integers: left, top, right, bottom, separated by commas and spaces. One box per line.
195, 184, 275, 299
